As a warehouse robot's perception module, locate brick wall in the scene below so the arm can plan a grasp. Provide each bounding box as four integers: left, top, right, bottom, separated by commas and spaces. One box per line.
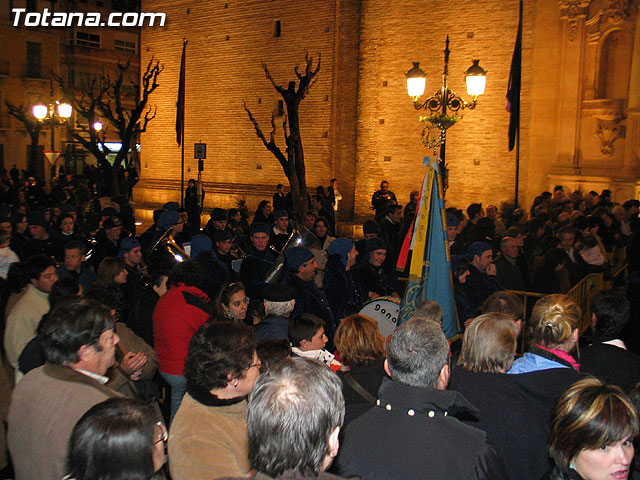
352, 0, 533, 221
139, 0, 350, 214
139, 0, 562, 222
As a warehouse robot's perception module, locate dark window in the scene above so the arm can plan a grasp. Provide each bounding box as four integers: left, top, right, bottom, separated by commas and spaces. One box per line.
0, 145, 4, 171
115, 39, 136, 53
26, 42, 41, 78
26, 0, 36, 12
273, 20, 281, 38
76, 31, 100, 48
275, 99, 284, 117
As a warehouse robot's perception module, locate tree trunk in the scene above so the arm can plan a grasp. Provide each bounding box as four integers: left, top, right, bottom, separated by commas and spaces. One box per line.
28, 131, 40, 179
285, 99, 308, 220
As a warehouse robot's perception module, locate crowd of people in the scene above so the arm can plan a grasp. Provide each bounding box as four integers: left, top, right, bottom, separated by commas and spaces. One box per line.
0, 170, 640, 480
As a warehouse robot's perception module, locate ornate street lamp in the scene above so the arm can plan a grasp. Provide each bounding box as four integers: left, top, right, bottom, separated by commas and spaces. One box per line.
406, 36, 486, 192
32, 79, 73, 180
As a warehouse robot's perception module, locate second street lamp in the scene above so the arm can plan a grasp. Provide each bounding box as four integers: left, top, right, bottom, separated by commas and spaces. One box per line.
32, 79, 73, 180
406, 35, 487, 193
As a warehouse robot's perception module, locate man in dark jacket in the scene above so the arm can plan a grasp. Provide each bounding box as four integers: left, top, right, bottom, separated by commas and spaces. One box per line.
56, 240, 96, 293
464, 241, 504, 312
378, 203, 403, 283
255, 284, 296, 341
21, 212, 64, 262
285, 246, 337, 342
89, 216, 127, 269
580, 291, 640, 392
494, 236, 527, 291
335, 318, 507, 480
371, 180, 397, 221
351, 237, 400, 301
240, 222, 276, 302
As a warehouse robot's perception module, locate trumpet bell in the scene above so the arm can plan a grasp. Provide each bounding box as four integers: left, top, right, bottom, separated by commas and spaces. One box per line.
146, 229, 190, 273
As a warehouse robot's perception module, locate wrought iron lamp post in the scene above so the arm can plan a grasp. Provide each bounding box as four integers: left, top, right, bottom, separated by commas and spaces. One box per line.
32, 79, 72, 180
406, 35, 487, 193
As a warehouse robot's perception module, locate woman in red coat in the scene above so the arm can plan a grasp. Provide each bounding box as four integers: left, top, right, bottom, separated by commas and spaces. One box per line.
153, 261, 212, 422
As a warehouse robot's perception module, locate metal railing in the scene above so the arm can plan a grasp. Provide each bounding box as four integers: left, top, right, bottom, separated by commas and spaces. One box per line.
566, 273, 604, 333
506, 268, 617, 350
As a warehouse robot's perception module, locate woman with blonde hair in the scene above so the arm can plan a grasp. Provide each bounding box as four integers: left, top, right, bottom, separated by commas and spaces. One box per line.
449, 313, 551, 480
508, 293, 582, 374
545, 377, 638, 480
457, 313, 518, 373
334, 314, 386, 425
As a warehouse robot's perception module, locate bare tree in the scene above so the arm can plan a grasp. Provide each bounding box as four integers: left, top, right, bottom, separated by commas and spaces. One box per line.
55, 57, 163, 195
5, 101, 44, 177
244, 54, 320, 220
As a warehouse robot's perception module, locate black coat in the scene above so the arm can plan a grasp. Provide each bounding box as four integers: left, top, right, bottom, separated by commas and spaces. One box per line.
195, 251, 232, 300
335, 378, 508, 480
287, 273, 336, 340
579, 342, 640, 392
378, 218, 402, 272
126, 285, 160, 347
494, 255, 527, 291
337, 357, 387, 426
239, 247, 275, 299
463, 264, 503, 311
254, 314, 290, 341
20, 236, 65, 262
542, 466, 583, 480
449, 367, 554, 480
351, 261, 395, 298
323, 256, 366, 322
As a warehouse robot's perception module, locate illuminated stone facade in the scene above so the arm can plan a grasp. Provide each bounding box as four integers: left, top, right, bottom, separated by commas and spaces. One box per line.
138, 0, 639, 223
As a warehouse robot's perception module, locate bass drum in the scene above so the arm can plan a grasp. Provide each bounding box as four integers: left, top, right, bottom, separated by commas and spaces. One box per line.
358, 296, 400, 339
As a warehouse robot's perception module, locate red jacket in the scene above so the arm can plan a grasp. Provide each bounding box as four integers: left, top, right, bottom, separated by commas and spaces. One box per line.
153, 284, 212, 375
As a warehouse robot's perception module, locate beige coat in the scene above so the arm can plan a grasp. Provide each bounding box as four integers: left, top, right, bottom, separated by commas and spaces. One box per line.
7, 364, 121, 480
168, 393, 250, 480
4, 284, 49, 373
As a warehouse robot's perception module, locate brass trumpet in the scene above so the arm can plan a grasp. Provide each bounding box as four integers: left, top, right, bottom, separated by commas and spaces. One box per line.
264, 221, 320, 284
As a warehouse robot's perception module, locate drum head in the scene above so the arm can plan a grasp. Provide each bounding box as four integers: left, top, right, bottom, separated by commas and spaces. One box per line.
359, 297, 400, 338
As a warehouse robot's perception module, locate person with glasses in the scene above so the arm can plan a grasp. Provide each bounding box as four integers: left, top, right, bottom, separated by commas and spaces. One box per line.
169, 321, 260, 480
66, 398, 167, 480
8, 299, 122, 480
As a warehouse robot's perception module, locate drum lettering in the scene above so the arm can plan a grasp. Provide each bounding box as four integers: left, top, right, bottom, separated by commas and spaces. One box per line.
374, 304, 381, 312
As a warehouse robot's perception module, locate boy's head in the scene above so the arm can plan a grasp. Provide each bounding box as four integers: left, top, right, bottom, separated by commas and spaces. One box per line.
288, 313, 327, 351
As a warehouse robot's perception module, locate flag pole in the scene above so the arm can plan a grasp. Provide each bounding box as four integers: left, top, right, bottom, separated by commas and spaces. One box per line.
507, 0, 523, 207
177, 38, 187, 208
514, 0, 522, 208
515, 128, 520, 207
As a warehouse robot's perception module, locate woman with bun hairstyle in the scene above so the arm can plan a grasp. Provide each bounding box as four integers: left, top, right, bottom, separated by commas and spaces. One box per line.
509, 294, 582, 374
